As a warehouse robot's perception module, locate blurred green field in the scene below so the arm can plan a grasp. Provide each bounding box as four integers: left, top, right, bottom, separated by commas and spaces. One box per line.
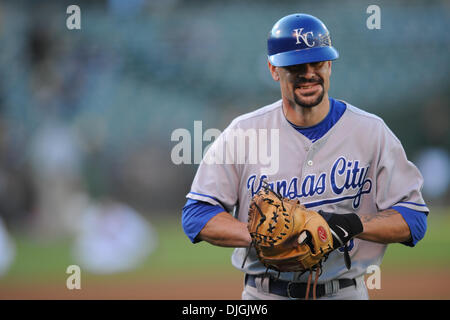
1, 207, 449, 286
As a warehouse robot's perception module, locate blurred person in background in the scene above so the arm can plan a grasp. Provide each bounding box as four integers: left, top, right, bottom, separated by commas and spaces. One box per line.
415, 98, 450, 205
72, 198, 157, 274
24, 14, 97, 239
415, 148, 450, 204
0, 217, 15, 277
29, 120, 87, 238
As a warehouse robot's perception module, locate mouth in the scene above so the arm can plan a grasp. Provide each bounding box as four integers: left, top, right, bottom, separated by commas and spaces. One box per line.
298, 83, 320, 89
296, 82, 322, 94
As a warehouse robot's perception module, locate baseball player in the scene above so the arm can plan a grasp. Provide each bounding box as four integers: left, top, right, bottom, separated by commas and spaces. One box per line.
181, 13, 428, 300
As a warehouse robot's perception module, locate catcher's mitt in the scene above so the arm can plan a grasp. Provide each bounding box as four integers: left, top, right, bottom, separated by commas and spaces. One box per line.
245, 182, 334, 274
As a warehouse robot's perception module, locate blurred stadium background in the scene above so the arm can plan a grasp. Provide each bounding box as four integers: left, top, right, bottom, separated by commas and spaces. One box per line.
0, 0, 449, 299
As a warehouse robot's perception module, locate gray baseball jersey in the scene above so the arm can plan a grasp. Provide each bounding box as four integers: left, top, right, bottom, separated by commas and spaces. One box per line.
187, 99, 428, 283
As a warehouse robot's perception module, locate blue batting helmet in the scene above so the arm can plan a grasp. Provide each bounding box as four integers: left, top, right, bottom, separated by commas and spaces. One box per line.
268, 14, 339, 67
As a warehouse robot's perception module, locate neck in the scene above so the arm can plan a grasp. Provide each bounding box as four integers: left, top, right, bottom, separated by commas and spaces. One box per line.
282, 94, 330, 127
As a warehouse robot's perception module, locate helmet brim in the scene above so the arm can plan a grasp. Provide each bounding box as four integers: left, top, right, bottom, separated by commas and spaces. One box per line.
268, 46, 339, 67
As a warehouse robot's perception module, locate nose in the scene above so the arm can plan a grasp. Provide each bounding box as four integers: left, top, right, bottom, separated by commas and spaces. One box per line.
301, 63, 317, 78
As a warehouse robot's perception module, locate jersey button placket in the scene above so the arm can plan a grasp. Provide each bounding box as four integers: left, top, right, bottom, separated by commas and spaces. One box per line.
301, 144, 314, 178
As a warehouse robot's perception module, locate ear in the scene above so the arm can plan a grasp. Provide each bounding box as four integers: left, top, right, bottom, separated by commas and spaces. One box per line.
328, 61, 332, 76
268, 61, 280, 81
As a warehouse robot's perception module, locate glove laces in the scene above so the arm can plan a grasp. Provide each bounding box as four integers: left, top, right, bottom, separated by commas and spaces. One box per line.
304, 266, 321, 300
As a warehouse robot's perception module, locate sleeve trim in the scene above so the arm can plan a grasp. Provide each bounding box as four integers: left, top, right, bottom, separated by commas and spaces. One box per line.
393, 202, 429, 215
187, 191, 230, 212
398, 201, 428, 207
188, 191, 220, 202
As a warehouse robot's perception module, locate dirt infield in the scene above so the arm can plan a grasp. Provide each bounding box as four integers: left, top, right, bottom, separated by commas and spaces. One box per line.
1, 269, 449, 300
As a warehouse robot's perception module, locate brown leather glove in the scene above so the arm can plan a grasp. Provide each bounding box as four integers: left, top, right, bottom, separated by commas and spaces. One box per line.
246, 183, 333, 273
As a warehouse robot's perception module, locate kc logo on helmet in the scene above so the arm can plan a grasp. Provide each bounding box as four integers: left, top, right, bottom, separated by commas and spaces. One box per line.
293, 28, 315, 47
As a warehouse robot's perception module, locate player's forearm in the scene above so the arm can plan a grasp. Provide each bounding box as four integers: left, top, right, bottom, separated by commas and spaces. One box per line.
356, 209, 411, 244
198, 211, 252, 248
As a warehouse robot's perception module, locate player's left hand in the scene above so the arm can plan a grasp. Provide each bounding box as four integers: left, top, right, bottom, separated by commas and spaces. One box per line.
318, 210, 363, 269
318, 211, 363, 248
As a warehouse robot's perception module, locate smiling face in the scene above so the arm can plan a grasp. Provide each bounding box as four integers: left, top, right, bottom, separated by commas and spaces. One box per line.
269, 61, 332, 109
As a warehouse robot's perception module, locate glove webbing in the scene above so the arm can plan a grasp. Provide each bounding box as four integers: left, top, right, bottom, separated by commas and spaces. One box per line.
242, 182, 289, 269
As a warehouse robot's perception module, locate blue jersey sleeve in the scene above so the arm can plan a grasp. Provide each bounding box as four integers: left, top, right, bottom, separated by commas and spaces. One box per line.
391, 205, 428, 247
182, 198, 225, 243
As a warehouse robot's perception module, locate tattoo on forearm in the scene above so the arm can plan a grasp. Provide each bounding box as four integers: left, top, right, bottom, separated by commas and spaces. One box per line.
357, 209, 411, 243
359, 209, 399, 223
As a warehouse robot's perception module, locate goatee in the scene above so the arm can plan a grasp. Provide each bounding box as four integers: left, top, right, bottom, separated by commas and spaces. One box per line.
294, 86, 325, 108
